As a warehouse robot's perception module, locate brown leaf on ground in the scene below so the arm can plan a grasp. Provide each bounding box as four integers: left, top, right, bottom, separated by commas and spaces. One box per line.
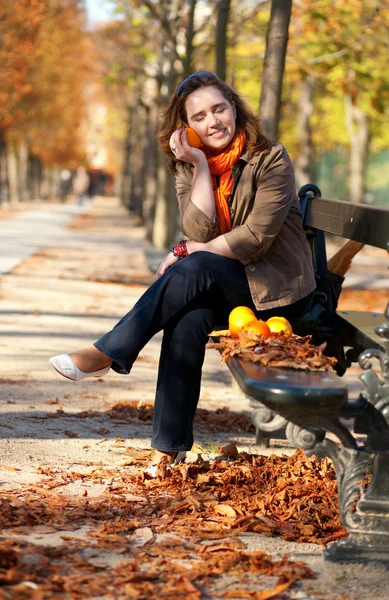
1, 465, 21, 472
214, 504, 239, 518
42, 397, 59, 405
218, 441, 239, 458
64, 430, 79, 438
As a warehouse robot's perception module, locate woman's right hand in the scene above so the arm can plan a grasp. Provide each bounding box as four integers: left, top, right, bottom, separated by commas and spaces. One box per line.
169, 129, 205, 166
155, 251, 179, 280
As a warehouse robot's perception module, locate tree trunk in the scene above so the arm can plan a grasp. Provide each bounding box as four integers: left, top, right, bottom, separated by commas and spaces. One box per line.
50, 168, 61, 200
6, 139, 19, 206
216, 0, 231, 81
152, 146, 177, 249
295, 74, 315, 190
259, 0, 292, 140
151, 53, 179, 249
40, 164, 51, 200
0, 131, 7, 205
144, 103, 159, 242
345, 95, 369, 204
121, 106, 133, 207
183, 0, 197, 77
30, 155, 42, 200
18, 135, 29, 202
128, 104, 140, 213
130, 103, 147, 221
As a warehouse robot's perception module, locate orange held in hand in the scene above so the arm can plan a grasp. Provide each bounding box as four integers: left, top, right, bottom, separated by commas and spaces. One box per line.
228, 306, 256, 338
244, 319, 271, 338
266, 316, 293, 338
180, 127, 202, 148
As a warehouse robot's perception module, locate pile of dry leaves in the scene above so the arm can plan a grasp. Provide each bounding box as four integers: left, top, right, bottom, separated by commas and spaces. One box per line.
0, 449, 347, 599
208, 330, 337, 372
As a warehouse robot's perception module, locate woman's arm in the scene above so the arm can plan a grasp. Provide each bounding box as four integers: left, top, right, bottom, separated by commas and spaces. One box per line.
155, 234, 236, 280
187, 235, 237, 259
171, 129, 215, 221
189, 154, 215, 220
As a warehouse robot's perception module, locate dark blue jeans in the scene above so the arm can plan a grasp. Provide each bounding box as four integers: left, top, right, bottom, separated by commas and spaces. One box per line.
94, 252, 313, 452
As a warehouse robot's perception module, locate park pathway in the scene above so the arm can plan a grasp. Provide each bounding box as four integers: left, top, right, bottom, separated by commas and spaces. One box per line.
0, 203, 87, 275
1, 197, 389, 599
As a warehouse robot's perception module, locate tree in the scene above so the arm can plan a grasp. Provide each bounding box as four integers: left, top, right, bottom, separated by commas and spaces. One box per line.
0, 0, 90, 204
216, 0, 231, 80
106, 0, 207, 248
285, 0, 389, 202
259, 0, 292, 140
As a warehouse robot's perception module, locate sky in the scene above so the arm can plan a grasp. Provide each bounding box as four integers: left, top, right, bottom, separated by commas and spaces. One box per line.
84, 0, 115, 26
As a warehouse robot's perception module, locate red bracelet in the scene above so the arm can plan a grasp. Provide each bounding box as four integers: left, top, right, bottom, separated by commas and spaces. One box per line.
171, 240, 188, 259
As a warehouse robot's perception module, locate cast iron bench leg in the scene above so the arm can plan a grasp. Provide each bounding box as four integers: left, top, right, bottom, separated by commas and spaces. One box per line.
282, 303, 389, 562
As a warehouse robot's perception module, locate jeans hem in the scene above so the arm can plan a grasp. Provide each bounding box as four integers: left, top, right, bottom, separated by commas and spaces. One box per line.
151, 442, 191, 452
93, 342, 130, 375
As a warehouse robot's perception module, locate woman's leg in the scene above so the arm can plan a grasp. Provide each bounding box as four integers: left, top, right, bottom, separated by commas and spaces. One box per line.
92, 252, 254, 375
68, 346, 112, 373
151, 299, 218, 453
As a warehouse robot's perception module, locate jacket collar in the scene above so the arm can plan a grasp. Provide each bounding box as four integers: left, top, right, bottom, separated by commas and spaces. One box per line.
231, 150, 257, 179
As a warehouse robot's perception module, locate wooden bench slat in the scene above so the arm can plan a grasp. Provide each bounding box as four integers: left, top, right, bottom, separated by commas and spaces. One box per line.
305, 197, 389, 249
337, 310, 385, 346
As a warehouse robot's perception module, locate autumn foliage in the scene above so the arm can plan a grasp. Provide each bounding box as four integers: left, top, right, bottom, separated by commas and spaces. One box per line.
0, 0, 91, 167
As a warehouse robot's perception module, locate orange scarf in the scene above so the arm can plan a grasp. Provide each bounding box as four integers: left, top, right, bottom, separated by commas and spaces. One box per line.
204, 132, 247, 233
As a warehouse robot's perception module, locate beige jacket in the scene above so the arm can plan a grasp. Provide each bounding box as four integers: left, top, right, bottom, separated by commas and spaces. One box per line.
174, 143, 316, 310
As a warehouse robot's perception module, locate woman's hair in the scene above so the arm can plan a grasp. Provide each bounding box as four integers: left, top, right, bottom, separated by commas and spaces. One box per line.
158, 72, 272, 172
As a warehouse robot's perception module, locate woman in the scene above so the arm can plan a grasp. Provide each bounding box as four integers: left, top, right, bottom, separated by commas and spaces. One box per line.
50, 72, 316, 473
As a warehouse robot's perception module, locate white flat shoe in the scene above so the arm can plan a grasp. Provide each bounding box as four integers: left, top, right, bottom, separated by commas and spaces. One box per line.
49, 354, 111, 381
144, 451, 187, 479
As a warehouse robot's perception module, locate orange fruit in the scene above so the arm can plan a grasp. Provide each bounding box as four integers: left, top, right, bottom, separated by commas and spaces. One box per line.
181, 127, 202, 148
244, 319, 271, 338
266, 316, 293, 338
228, 306, 256, 338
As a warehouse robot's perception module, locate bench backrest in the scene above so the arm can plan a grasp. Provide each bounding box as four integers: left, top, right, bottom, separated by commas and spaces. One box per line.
303, 194, 389, 250
298, 184, 389, 314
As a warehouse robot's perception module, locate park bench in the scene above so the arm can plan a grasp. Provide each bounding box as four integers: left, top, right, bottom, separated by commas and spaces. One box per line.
213, 184, 389, 563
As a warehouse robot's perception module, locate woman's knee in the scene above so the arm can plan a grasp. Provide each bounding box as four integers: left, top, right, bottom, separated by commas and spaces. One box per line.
167, 305, 216, 343
175, 251, 229, 276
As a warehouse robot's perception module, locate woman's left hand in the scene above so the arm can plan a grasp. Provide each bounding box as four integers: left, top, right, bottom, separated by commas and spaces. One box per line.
155, 251, 179, 279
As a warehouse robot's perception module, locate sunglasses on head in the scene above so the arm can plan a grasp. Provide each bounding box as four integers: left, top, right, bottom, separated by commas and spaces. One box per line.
175, 71, 220, 97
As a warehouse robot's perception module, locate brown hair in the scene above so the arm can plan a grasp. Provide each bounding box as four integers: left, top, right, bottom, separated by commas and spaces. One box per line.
158, 72, 272, 173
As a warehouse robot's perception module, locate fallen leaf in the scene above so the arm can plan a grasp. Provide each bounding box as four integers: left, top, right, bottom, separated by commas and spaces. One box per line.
64, 430, 79, 438
133, 527, 154, 546
1, 465, 21, 472
218, 442, 239, 458
214, 504, 238, 518
42, 398, 59, 405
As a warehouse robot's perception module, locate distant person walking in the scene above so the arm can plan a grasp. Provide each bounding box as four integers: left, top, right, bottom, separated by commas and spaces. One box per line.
73, 167, 90, 205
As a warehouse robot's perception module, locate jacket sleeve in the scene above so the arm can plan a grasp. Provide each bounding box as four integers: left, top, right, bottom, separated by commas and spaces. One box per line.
223, 147, 297, 265
175, 162, 220, 242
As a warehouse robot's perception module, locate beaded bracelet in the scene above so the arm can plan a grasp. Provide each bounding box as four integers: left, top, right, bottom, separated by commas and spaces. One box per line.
170, 240, 188, 259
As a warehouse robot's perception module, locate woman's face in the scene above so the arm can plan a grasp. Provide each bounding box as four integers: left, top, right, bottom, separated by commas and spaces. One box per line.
184, 86, 236, 152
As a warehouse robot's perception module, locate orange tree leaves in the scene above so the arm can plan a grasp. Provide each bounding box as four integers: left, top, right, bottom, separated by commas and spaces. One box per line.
0, 0, 91, 166
0, 0, 46, 129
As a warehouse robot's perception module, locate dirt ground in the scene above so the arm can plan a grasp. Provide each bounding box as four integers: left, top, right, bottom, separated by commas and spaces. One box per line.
1, 198, 389, 599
